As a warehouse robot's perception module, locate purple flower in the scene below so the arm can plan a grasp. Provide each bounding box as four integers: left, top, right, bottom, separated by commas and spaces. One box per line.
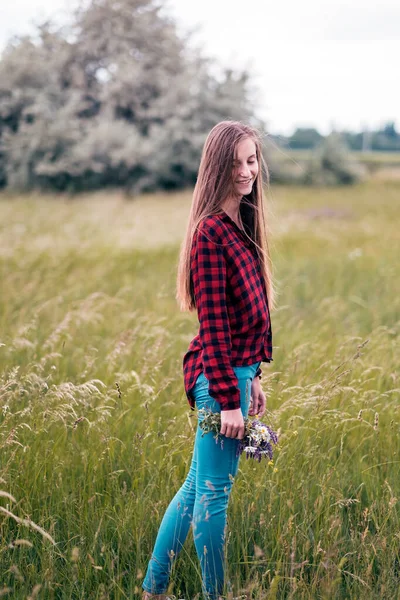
197, 407, 278, 463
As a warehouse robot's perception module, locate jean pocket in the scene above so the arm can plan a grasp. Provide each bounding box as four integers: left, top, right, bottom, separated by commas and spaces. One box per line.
193, 372, 209, 391
194, 379, 220, 417
196, 397, 221, 422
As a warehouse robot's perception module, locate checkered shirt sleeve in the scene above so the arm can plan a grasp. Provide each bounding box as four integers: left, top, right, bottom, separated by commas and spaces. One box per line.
191, 225, 241, 410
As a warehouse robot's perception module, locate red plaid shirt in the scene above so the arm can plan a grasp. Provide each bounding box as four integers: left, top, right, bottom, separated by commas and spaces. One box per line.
182, 210, 273, 411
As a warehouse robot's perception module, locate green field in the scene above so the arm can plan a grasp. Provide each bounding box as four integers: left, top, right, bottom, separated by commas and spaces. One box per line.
0, 182, 399, 599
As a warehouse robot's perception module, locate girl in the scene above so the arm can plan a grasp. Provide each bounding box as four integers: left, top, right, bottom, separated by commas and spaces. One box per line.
142, 120, 275, 600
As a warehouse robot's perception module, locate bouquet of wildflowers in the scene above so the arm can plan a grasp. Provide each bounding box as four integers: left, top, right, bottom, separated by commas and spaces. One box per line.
197, 408, 278, 462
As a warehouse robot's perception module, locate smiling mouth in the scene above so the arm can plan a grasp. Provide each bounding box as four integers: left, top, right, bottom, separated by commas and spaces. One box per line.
236, 179, 252, 184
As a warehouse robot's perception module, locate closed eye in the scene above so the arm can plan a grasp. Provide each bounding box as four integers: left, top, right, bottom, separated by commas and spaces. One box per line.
233, 159, 257, 166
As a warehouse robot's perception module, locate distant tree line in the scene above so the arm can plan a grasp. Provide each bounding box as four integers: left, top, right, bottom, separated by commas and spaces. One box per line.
276, 122, 400, 152
0, 0, 259, 193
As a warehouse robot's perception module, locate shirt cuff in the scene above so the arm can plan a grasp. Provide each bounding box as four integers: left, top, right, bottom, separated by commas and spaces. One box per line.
218, 391, 241, 411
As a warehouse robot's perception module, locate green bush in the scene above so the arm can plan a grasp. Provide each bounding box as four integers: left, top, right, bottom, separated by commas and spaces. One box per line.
303, 133, 367, 186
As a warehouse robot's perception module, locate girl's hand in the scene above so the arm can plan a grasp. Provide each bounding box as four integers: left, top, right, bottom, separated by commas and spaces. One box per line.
249, 377, 266, 418
220, 408, 245, 439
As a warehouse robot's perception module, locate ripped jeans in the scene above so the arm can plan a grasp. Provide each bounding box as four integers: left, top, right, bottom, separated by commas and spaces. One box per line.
142, 361, 261, 599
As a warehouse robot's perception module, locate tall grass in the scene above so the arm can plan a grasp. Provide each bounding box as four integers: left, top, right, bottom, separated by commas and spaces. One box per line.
0, 182, 399, 598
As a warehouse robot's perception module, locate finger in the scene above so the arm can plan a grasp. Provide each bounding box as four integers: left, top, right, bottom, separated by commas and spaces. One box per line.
231, 426, 241, 439
249, 398, 256, 415
260, 394, 267, 414
249, 400, 259, 416
232, 426, 240, 439
258, 402, 266, 418
224, 425, 233, 438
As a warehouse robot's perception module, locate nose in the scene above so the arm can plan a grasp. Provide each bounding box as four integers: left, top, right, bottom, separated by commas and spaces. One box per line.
238, 164, 251, 178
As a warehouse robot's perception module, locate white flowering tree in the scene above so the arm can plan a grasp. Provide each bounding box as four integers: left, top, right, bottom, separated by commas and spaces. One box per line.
0, 0, 257, 193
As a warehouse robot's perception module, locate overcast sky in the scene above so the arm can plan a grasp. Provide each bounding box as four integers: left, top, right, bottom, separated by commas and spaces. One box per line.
1, 0, 399, 135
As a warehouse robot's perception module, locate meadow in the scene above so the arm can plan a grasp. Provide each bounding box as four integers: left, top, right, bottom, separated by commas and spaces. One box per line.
0, 181, 399, 599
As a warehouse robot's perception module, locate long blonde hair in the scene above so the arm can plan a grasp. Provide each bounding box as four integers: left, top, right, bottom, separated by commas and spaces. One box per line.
176, 120, 276, 312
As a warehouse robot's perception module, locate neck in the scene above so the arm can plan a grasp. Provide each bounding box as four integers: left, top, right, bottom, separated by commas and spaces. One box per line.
221, 196, 242, 227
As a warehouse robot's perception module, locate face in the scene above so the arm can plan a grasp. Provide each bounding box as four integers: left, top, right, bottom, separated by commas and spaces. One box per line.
232, 137, 259, 198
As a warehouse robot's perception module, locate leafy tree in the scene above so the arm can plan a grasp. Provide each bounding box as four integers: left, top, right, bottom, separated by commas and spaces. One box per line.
383, 121, 397, 140
370, 121, 400, 151
288, 127, 324, 150
0, 0, 257, 193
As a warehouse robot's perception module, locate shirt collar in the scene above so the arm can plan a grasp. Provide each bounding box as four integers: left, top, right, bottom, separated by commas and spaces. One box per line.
219, 210, 245, 232
218, 210, 253, 247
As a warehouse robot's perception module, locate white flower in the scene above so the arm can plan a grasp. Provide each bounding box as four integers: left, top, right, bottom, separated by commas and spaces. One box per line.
253, 423, 271, 442
243, 446, 257, 453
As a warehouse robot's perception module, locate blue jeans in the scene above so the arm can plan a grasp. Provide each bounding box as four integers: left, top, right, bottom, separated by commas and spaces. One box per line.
142, 361, 261, 599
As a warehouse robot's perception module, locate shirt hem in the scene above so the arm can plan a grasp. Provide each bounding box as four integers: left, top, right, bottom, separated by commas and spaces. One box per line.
185, 353, 273, 410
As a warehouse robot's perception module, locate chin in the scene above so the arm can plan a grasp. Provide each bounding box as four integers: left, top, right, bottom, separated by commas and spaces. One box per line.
237, 186, 252, 196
